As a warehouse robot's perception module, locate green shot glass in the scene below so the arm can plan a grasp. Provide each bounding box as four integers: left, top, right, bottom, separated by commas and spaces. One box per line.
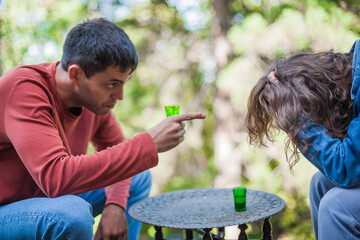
165, 105, 180, 117
233, 187, 246, 212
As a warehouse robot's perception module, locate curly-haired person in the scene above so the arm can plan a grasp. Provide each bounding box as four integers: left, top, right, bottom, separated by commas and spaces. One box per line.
246, 40, 360, 239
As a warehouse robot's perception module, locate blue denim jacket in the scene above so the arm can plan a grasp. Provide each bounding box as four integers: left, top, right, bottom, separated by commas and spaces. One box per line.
301, 40, 360, 187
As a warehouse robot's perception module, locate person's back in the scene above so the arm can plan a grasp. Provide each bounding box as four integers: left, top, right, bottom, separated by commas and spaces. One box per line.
0, 63, 57, 204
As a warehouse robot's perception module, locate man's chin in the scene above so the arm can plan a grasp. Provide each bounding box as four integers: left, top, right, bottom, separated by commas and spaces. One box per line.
88, 107, 112, 115
98, 109, 112, 115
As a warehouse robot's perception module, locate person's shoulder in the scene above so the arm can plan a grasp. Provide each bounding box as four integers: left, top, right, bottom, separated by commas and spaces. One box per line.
18, 63, 56, 78
2, 63, 55, 80
0, 63, 59, 102
349, 39, 360, 53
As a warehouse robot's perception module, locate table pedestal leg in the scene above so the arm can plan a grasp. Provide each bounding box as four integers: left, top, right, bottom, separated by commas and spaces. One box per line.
185, 229, 193, 240
215, 227, 225, 239
262, 218, 272, 240
155, 226, 163, 240
238, 224, 248, 240
203, 228, 213, 240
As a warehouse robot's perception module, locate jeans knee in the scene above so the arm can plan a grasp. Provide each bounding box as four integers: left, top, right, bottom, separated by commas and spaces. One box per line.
318, 188, 344, 218
131, 170, 152, 195
318, 195, 332, 218
63, 214, 93, 240
310, 172, 326, 190
51, 196, 94, 239
142, 170, 152, 191
309, 172, 330, 200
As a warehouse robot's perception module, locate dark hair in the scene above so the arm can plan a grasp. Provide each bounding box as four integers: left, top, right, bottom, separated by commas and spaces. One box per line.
245, 51, 354, 169
60, 18, 138, 78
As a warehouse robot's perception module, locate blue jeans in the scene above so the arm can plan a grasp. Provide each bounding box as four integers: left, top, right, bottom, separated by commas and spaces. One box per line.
309, 172, 360, 240
0, 170, 151, 240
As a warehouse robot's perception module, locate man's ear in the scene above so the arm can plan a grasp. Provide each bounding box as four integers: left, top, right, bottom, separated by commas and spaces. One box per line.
68, 64, 85, 87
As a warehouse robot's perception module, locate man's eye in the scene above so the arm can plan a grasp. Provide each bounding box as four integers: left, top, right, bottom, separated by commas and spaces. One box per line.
107, 83, 118, 88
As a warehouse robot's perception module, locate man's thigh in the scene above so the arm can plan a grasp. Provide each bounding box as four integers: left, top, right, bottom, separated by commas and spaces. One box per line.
0, 195, 94, 240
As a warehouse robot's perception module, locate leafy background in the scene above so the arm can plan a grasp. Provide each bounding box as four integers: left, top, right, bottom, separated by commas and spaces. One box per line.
1, 0, 360, 239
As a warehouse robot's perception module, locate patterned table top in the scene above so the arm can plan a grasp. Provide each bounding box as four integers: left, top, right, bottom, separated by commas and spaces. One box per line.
129, 188, 285, 229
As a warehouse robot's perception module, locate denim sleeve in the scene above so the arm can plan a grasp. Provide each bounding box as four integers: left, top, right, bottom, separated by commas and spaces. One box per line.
300, 117, 360, 187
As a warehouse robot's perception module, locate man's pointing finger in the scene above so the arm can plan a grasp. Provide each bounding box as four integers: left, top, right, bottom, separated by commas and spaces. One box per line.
169, 112, 206, 122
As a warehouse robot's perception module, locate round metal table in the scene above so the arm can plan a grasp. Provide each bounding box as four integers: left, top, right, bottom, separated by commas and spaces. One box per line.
129, 188, 285, 240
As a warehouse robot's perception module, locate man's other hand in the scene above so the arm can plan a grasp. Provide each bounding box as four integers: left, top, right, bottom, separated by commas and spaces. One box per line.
94, 204, 128, 240
147, 112, 206, 153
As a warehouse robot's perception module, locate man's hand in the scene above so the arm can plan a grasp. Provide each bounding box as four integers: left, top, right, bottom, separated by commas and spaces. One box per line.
94, 204, 128, 240
147, 112, 206, 153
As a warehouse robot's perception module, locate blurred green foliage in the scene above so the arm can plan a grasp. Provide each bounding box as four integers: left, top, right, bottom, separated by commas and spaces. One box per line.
1, 0, 360, 239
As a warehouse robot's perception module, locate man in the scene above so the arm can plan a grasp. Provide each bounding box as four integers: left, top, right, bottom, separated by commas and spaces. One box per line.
245, 41, 360, 239
0, 18, 206, 240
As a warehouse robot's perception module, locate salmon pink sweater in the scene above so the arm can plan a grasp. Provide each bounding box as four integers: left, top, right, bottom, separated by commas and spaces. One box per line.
0, 62, 158, 208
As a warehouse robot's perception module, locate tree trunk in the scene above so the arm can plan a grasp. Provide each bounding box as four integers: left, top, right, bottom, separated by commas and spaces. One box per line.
211, 0, 241, 188
211, 3, 246, 238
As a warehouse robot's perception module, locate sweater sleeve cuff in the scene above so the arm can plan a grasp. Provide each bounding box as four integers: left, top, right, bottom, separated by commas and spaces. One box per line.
105, 177, 131, 209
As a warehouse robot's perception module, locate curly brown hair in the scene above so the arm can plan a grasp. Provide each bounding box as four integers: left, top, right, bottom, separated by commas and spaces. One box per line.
245, 51, 354, 170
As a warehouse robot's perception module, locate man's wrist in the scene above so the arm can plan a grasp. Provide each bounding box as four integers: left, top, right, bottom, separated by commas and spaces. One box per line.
104, 203, 126, 212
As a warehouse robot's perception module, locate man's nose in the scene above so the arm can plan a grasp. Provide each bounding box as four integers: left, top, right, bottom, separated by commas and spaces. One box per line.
111, 87, 123, 100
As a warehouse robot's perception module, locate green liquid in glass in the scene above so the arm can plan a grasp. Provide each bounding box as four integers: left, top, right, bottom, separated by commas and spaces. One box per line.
233, 187, 246, 212
165, 105, 180, 117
